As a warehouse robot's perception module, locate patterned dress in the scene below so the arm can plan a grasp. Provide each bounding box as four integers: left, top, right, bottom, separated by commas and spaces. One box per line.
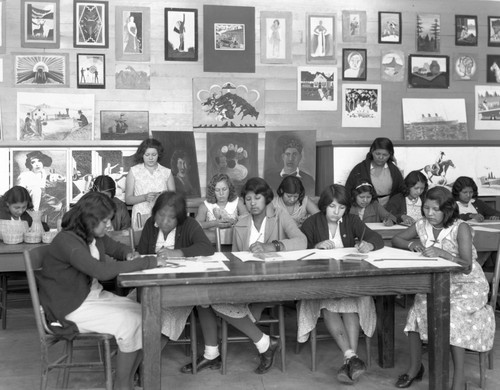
273, 196, 311, 227
404, 219, 495, 352
129, 163, 172, 229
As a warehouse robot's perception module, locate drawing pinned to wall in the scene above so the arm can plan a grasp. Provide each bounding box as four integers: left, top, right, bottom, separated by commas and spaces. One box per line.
116, 6, 150, 62
488, 16, 500, 47
378, 11, 401, 44
77, 53, 105, 89
402, 98, 468, 140
342, 84, 382, 128
486, 54, 500, 84
73, 1, 108, 49
100, 110, 149, 140
14, 53, 69, 87
452, 53, 478, 81
263, 130, 316, 196
342, 11, 366, 43
115, 63, 150, 90
342, 48, 366, 81
165, 8, 197, 62
416, 13, 440, 52
455, 15, 477, 46
152, 131, 201, 198
475, 85, 500, 130
306, 14, 335, 64
17, 92, 94, 141
381, 50, 405, 82
260, 11, 292, 64
408, 54, 449, 88
297, 66, 337, 111
21, 0, 59, 48
207, 132, 258, 194
193, 78, 265, 129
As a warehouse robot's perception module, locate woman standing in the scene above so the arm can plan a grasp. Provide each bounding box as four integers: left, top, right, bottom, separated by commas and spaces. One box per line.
125, 139, 175, 229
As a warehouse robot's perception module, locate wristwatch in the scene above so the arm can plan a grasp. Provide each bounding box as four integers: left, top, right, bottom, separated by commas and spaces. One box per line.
272, 240, 282, 252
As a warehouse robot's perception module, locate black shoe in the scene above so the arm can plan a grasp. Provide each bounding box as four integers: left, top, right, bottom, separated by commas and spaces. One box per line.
254, 336, 280, 374
336, 363, 354, 384
395, 364, 425, 388
348, 356, 366, 382
180, 355, 221, 374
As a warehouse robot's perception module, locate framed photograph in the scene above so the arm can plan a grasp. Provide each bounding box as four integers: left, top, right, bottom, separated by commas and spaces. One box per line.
165, 8, 198, 62
342, 10, 367, 43
297, 66, 337, 111
260, 11, 292, 64
116, 6, 150, 62
115, 63, 150, 90
77, 53, 105, 89
306, 14, 335, 64
452, 53, 478, 81
0, 0, 6, 53
475, 85, 500, 130
21, 0, 59, 48
416, 13, 440, 52
14, 52, 69, 87
488, 17, 500, 47
455, 15, 477, 46
100, 110, 149, 140
378, 12, 401, 44
73, 1, 108, 48
487, 55, 500, 84
342, 48, 367, 81
203, 5, 255, 73
381, 50, 405, 82
342, 84, 382, 128
408, 54, 449, 88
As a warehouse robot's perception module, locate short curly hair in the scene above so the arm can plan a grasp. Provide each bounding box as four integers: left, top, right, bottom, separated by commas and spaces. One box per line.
134, 138, 164, 164
318, 184, 350, 214
423, 186, 458, 228
206, 173, 237, 204
282, 138, 303, 154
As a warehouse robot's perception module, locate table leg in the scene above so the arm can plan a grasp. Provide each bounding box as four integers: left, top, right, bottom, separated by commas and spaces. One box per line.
141, 286, 162, 390
376, 295, 395, 368
427, 273, 450, 390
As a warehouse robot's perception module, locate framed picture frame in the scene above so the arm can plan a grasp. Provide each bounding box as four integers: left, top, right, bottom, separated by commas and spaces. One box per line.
100, 110, 149, 140
0, 0, 6, 53
21, 0, 60, 49
77, 53, 105, 89
115, 6, 150, 62
306, 13, 335, 64
342, 10, 367, 43
452, 53, 478, 81
297, 66, 338, 111
260, 11, 292, 64
165, 8, 198, 62
14, 52, 69, 87
342, 48, 367, 81
408, 54, 449, 88
488, 16, 500, 47
487, 55, 500, 84
455, 15, 477, 46
203, 5, 255, 73
73, 1, 108, 49
342, 84, 382, 128
378, 12, 401, 44
475, 85, 500, 130
416, 13, 440, 52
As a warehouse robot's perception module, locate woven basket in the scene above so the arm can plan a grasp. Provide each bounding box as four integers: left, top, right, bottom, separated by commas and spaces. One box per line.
42, 230, 58, 244
2, 231, 24, 245
24, 231, 42, 244
0, 220, 28, 241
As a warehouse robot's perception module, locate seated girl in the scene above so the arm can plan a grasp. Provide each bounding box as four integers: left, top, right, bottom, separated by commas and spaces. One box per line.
0, 186, 49, 231
298, 184, 384, 385
391, 186, 494, 390
386, 170, 428, 226
452, 176, 500, 222
349, 180, 396, 225
91, 175, 131, 231
182, 177, 306, 375
273, 176, 319, 227
37, 192, 158, 390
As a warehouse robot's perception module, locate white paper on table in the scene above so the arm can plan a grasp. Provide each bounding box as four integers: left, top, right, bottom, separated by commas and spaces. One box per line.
232, 249, 317, 262
365, 222, 408, 231
124, 257, 230, 274
363, 247, 462, 269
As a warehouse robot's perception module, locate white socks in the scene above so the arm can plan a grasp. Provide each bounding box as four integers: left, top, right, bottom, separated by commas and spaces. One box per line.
203, 345, 220, 360
344, 349, 357, 362
254, 334, 270, 353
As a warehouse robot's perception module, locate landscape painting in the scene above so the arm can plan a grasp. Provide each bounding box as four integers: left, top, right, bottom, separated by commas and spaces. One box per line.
115, 63, 150, 90
297, 66, 337, 111
416, 13, 440, 52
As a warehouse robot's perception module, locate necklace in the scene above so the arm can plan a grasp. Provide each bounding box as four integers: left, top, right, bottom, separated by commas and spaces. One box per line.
432, 225, 443, 230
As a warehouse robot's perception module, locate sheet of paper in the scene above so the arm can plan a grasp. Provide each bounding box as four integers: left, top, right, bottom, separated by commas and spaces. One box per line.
232, 249, 317, 262
363, 247, 462, 269
365, 223, 407, 231
124, 257, 230, 274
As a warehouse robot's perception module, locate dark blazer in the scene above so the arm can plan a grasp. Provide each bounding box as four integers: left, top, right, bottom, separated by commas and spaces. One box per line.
459, 199, 500, 221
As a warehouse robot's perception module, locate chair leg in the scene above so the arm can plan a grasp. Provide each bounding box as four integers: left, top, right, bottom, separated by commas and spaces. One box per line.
488, 349, 494, 370
221, 319, 228, 375
103, 339, 113, 390
62, 340, 73, 388
1, 274, 7, 329
479, 352, 488, 389
189, 311, 197, 375
278, 305, 286, 372
40, 344, 50, 390
310, 328, 317, 372
365, 336, 371, 368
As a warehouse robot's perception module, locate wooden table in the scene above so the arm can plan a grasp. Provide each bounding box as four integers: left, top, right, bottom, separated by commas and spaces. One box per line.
118, 251, 457, 390
0, 241, 46, 272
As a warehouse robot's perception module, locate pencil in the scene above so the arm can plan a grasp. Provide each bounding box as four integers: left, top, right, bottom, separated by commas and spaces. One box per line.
297, 252, 315, 261
359, 226, 366, 243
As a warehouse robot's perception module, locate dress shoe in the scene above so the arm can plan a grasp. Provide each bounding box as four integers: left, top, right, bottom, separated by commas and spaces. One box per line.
336, 363, 353, 384
395, 364, 425, 388
180, 355, 221, 374
255, 336, 281, 374
348, 355, 367, 381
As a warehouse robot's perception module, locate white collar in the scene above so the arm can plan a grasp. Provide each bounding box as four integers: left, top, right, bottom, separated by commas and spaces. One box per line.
280, 167, 301, 178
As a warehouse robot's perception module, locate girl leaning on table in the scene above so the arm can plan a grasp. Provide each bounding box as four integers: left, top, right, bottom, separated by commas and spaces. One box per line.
391, 186, 495, 390
181, 177, 307, 375
452, 176, 500, 222
298, 184, 384, 385
36, 192, 158, 390
0, 186, 48, 231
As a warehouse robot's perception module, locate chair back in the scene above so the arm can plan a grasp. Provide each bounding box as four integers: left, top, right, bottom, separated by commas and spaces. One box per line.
136, 213, 150, 230
203, 227, 222, 252
489, 240, 500, 309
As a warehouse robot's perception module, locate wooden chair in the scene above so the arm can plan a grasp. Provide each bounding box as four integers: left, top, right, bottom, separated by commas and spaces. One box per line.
24, 246, 116, 390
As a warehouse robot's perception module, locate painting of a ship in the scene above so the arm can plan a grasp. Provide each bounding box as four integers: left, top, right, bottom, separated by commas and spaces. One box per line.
411, 113, 458, 126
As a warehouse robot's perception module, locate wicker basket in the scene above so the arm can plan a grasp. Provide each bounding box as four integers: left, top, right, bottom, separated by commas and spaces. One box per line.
0, 220, 28, 241
2, 231, 25, 245
24, 231, 42, 244
42, 230, 58, 244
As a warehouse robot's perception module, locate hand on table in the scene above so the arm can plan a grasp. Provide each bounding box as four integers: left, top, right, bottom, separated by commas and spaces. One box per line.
355, 241, 374, 253
315, 240, 335, 250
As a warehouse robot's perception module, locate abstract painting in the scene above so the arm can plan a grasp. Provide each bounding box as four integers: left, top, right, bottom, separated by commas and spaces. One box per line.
14, 52, 68, 87
73, 1, 108, 48
452, 53, 478, 81
342, 84, 382, 128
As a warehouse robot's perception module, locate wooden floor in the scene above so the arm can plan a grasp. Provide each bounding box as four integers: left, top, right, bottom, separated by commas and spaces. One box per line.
1, 296, 499, 390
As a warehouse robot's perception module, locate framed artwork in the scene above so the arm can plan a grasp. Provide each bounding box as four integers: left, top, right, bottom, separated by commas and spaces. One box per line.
203, 5, 255, 73
165, 8, 198, 62
116, 6, 150, 62
487, 54, 500, 83
342, 48, 367, 81
73, 1, 108, 49
416, 13, 440, 52
0, 0, 6, 53
402, 98, 468, 140
408, 54, 449, 88
297, 66, 337, 111
14, 52, 69, 87
455, 15, 477, 46
475, 85, 500, 130
488, 16, 500, 47
381, 50, 405, 82
115, 63, 150, 90
306, 14, 335, 64
260, 11, 292, 64
452, 53, 478, 81
378, 12, 401, 44
21, 0, 59, 49
77, 53, 105, 89
17, 92, 94, 141
342, 84, 382, 128
100, 110, 149, 140
342, 11, 367, 43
